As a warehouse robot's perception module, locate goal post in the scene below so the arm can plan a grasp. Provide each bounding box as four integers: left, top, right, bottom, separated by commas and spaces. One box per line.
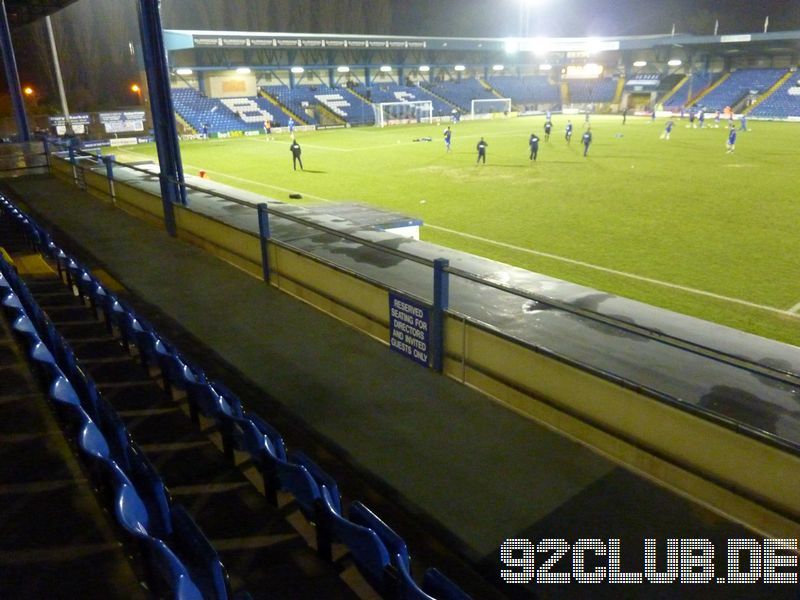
373, 100, 434, 127
470, 98, 512, 119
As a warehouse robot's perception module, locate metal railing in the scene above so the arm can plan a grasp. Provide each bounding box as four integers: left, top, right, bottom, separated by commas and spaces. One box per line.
44, 139, 800, 454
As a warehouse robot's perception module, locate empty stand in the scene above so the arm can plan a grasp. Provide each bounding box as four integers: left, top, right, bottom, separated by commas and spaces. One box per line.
751, 72, 800, 118
171, 87, 256, 133
486, 75, 560, 106
419, 79, 494, 112
694, 68, 787, 111
567, 77, 616, 103
663, 72, 715, 109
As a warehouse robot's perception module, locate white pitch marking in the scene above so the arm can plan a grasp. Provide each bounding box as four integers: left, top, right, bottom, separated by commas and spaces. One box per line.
111, 148, 797, 319
425, 224, 800, 319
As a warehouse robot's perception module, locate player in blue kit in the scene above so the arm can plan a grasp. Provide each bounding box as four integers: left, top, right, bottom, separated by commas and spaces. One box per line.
726, 127, 737, 153
565, 120, 573, 143
698, 111, 705, 128
443, 126, 452, 152
288, 117, 295, 135
739, 115, 748, 132
661, 120, 674, 140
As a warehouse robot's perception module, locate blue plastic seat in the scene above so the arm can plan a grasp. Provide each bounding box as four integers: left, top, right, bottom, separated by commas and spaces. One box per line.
397, 558, 436, 600
421, 568, 472, 600
319, 487, 393, 594
126, 443, 173, 538
170, 504, 230, 600
113, 470, 204, 600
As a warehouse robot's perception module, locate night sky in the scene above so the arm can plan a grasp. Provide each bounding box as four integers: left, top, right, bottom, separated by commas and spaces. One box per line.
386, 0, 798, 38
4, 0, 800, 111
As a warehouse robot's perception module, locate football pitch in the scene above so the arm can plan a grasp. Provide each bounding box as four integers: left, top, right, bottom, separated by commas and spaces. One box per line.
113, 115, 800, 347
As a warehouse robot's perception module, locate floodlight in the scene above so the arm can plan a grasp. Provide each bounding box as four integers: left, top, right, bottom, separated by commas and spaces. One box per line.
418, 65, 430, 72
633, 60, 647, 67
505, 39, 519, 54
236, 67, 251, 74
492, 64, 505, 71
539, 63, 552, 70
337, 66, 350, 73
454, 65, 466, 72
23, 86, 34, 96
176, 68, 193, 75
290, 66, 304, 74
380, 65, 392, 72
668, 59, 682, 66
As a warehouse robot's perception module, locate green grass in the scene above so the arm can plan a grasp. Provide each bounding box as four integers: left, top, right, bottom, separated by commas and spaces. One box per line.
112, 115, 800, 346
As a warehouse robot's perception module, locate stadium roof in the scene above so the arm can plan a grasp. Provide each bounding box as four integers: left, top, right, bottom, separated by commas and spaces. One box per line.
4, 0, 79, 27
165, 28, 800, 56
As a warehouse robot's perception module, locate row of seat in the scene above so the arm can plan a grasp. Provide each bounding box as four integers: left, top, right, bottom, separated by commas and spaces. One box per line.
0, 212, 239, 599
0, 194, 471, 600
419, 80, 496, 112
697, 68, 787, 112
750, 74, 800, 118
486, 75, 560, 105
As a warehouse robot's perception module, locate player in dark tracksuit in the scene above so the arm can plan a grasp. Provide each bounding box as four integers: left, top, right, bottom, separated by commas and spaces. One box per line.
582, 129, 592, 157
544, 120, 552, 141
476, 138, 488, 164
529, 133, 540, 161
565, 121, 573, 143
290, 140, 303, 170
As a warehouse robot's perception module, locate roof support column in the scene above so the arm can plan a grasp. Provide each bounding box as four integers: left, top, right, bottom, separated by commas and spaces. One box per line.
137, 0, 186, 238
0, 0, 30, 141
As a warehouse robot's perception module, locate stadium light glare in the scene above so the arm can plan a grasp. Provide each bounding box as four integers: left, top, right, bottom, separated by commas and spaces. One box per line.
492, 64, 505, 71
668, 59, 682, 66
504, 39, 519, 54
290, 66, 304, 74
380, 65, 392, 72
585, 38, 604, 55
539, 63, 552, 70
418, 65, 430, 72
454, 65, 466, 72
130, 83, 141, 93
176, 68, 193, 75
584, 63, 603, 76
633, 60, 647, 67
236, 67, 251, 74
23, 86, 34, 96
337, 66, 350, 73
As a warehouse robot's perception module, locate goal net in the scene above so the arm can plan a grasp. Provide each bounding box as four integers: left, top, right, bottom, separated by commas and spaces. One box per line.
471, 98, 512, 119
373, 100, 434, 127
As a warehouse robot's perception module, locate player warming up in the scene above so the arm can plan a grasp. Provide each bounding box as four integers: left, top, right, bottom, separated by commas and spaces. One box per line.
529, 133, 540, 161
476, 137, 488, 164
544, 119, 552, 141
582, 128, 592, 157
565, 121, 573, 144
726, 126, 737, 154
661, 120, 674, 140
444, 126, 452, 152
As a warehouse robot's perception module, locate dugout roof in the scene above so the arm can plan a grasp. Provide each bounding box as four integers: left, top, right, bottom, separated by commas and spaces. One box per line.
4, 0, 79, 27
